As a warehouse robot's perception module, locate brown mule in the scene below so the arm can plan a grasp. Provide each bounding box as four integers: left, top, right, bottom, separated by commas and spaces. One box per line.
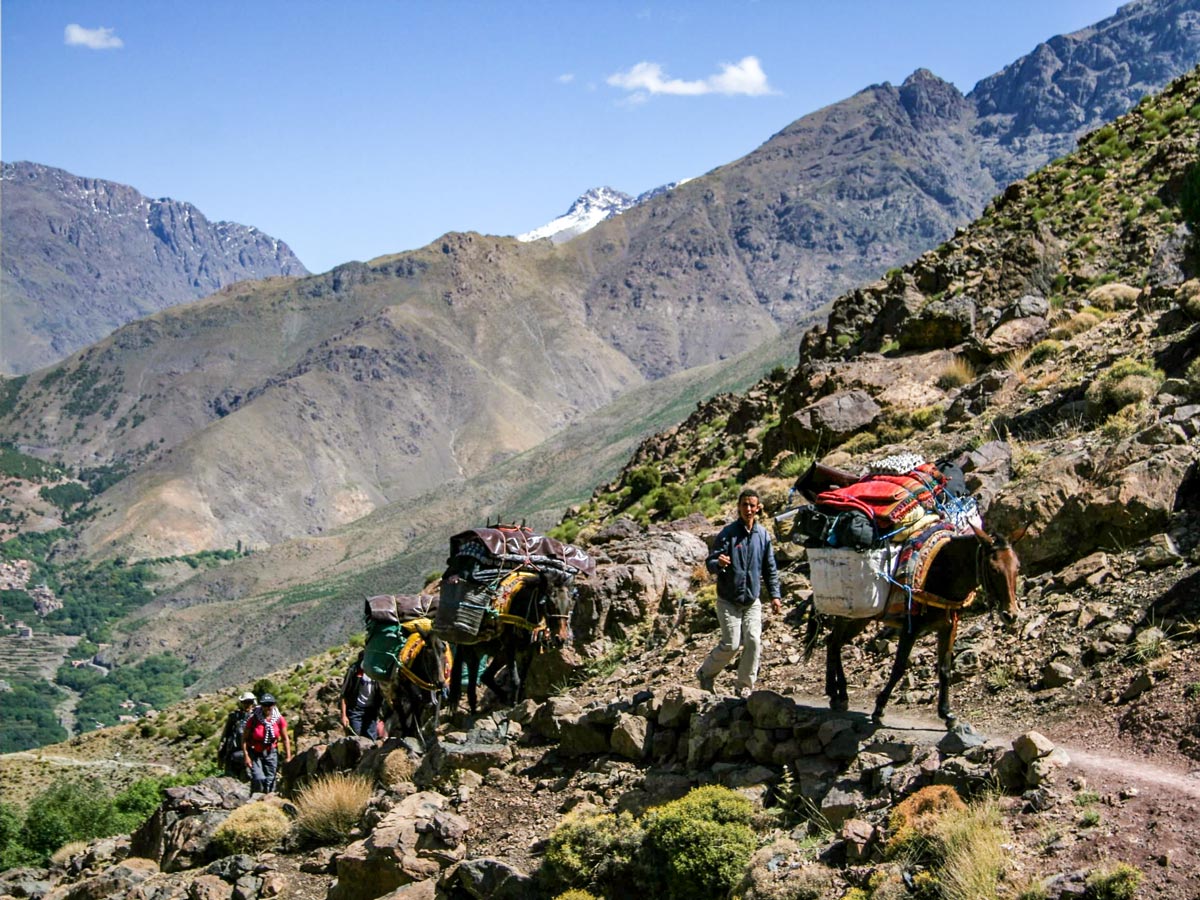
807, 525, 1026, 727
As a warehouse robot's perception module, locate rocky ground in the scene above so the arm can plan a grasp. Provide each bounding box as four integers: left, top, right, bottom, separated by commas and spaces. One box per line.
440, 552, 1200, 898
3, 531, 1198, 900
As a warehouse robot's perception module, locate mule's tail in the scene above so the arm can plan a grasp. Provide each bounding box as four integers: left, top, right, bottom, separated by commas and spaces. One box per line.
798, 597, 824, 661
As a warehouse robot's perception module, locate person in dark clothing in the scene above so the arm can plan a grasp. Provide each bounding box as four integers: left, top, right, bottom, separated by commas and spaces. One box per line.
697, 489, 783, 698
340, 655, 388, 740
217, 691, 256, 779
242, 693, 291, 794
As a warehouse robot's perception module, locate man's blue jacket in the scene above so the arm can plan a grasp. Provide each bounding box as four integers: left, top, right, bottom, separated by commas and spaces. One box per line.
706, 520, 781, 606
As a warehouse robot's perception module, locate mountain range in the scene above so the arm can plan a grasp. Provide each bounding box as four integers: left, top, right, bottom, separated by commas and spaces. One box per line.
0, 0, 1198, 689
0, 162, 309, 375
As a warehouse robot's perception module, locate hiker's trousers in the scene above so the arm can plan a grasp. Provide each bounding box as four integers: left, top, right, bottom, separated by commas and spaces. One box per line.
249, 748, 279, 793
698, 597, 763, 692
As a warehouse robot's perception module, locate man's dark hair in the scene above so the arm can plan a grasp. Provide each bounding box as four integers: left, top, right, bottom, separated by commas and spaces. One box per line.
738, 489, 760, 503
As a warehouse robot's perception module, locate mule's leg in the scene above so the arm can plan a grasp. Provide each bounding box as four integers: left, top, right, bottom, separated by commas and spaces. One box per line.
448, 647, 464, 713
825, 619, 849, 712
935, 623, 957, 725
873, 627, 919, 722
466, 648, 479, 715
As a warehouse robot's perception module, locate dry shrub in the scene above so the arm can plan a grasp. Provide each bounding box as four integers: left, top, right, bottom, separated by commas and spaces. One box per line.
1086, 282, 1140, 311
1027, 339, 1063, 366
49, 840, 88, 868
936, 356, 976, 390
381, 750, 415, 787
885, 784, 965, 859
1050, 309, 1101, 339
295, 773, 373, 844
212, 802, 290, 855
1002, 350, 1031, 377
553, 892, 601, 900
1085, 356, 1164, 418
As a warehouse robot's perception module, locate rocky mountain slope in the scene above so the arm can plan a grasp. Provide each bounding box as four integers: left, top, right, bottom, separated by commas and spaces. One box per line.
0, 162, 309, 375
3, 0, 1197, 574
2, 75, 1199, 895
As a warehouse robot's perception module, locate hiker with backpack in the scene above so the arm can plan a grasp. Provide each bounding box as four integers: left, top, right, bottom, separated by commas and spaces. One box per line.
697, 488, 783, 699
241, 693, 292, 793
340, 652, 388, 740
216, 691, 256, 779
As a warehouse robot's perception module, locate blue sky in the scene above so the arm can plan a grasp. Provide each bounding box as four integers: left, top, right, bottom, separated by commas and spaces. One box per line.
4, 1, 1126, 274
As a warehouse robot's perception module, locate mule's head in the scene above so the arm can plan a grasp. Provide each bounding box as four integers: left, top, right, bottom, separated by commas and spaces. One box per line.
408, 621, 453, 698
540, 574, 576, 647
972, 524, 1027, 626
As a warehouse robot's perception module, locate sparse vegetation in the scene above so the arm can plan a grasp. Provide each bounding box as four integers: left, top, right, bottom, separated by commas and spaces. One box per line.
541, 785, 755, 900
936, 357, 976, 390
212, 802, 290, 855
1083, 862, 1142, 899
295, 773, 373, 844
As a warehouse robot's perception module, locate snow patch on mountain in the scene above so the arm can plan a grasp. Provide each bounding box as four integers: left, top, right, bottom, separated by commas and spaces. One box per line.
517, 180, 689, 244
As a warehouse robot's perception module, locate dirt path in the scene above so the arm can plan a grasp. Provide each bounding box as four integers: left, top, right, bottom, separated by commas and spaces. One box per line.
784, 692, 1200, 799
2, 751, 175, 773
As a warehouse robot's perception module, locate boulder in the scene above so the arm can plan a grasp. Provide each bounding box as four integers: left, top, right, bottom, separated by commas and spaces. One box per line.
439, 858, 532, 900
187, 874, 232, 900
898, 295, 976, 351
785, 390, 881, 450
610, 713, 651, 760
1013, 731, 1056, 765
329, 792, 466, 900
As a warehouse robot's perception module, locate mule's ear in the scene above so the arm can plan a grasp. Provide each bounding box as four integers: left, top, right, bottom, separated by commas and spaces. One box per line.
970, 523, 994, 546
1008, 524, 1029, 544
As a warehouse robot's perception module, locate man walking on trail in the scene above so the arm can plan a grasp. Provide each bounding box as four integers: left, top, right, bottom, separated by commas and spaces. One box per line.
340, 653, 388, 740
217, 691, 256, 779
697, 488, 782, 699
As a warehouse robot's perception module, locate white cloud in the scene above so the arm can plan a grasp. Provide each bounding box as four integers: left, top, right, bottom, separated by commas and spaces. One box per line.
64, 24, 124, 50
557, 73, 575, 84
607, 55, 774, 98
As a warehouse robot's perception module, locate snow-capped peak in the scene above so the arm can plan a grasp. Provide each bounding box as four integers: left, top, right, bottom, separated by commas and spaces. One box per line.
517, 180, 689, 244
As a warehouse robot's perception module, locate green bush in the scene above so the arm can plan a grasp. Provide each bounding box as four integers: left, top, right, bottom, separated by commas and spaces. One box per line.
542, 809, 644, 897
1084, 862, 1142, 900
18, 783, 120, 861
626, 465, 662, 499
639, 786, 757, 900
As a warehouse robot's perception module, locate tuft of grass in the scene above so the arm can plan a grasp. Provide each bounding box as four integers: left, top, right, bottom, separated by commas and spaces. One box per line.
295, 773, 373, 844
49, 840, 88, 868
212, 802, 290, 854
1079, 808, 1102, 828
1027, 340, 1065, 364
1083, 862, 1142, 899
937, 357, 976, 390
381, 749, 415, 787
935, 798, 1007, 900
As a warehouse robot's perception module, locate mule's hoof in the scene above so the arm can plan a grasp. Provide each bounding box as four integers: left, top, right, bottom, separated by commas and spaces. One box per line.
871, 709, 885, 724
830, 698, 849, 713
